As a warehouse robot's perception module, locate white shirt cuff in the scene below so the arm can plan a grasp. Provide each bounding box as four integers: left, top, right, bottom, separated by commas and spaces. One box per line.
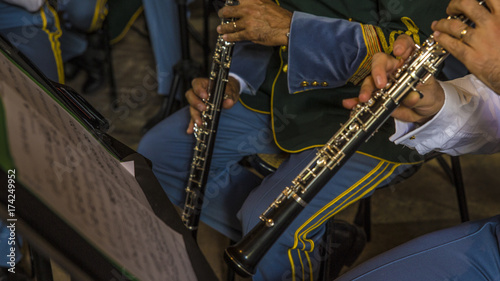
390, 81, 463, 154
229, 73, 255, 95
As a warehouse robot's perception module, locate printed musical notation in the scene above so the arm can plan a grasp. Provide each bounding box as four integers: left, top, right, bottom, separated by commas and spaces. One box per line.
0, 53, 197, 281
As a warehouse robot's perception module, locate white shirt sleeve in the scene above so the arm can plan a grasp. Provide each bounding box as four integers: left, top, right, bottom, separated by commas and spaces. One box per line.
390, 74, 500, 155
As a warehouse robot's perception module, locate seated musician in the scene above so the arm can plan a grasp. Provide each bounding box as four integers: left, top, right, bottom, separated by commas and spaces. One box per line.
138, 0, 451, 279
338, 0, 500, 279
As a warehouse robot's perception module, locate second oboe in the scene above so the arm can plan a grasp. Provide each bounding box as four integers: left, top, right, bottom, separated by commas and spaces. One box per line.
181, 0, 238, 237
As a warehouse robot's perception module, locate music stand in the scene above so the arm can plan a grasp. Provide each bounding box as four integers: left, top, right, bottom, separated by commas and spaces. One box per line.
0, 34, 218, 281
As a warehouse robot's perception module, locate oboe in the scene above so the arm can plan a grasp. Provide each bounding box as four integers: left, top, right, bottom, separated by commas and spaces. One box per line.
181, 0, 238, 236
224, 2, 485, 276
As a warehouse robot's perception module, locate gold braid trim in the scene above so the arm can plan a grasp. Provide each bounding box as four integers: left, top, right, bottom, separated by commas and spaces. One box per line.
348, 24, 382, 85
352, 17, 421, 85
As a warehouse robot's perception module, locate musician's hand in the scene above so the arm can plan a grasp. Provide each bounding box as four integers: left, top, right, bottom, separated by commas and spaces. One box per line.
216, 0, 292, 46
185, 77, 241, 134
342, 34, 445, 124
432, 0, 500, 94
223, 76, 241, 109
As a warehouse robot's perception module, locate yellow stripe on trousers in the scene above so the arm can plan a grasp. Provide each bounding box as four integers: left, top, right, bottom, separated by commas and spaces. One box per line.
40, 6, 64, 83
287, 161, 402, 281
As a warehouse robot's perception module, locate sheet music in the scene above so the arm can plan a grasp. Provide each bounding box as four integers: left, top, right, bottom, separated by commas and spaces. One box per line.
0, 54, 197, 281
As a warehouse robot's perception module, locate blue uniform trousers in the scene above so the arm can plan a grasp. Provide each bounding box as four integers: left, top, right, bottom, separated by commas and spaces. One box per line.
336, 215, 500, 281
0, 1, 106, 83
138, 103, 419, 281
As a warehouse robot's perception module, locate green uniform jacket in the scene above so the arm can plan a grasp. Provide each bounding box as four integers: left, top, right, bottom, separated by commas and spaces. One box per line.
233, 0, 448, 163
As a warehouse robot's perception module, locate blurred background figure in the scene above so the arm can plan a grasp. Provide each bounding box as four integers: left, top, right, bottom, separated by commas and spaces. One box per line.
0, 0, 108, 86
143, 0, 193, 99
141, 0, 209, 132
